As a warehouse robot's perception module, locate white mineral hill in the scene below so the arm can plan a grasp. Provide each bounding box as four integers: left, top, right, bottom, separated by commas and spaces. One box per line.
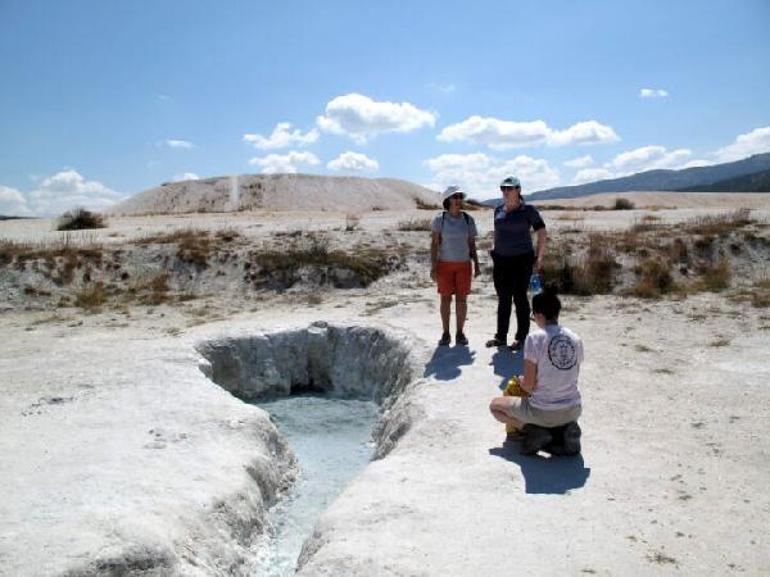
109, 174, 440, 215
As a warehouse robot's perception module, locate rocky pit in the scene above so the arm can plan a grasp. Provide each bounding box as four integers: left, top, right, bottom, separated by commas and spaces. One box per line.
196, 321, 422, 574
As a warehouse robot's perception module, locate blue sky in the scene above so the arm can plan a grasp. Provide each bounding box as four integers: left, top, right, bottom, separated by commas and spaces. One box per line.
1, 0, 769, 215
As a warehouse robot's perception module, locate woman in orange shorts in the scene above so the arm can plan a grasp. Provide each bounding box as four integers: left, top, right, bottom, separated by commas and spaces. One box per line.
430, 186, 481, 346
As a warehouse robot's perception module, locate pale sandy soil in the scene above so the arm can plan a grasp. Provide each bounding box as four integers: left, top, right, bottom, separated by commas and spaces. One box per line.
1, 198, 769, 576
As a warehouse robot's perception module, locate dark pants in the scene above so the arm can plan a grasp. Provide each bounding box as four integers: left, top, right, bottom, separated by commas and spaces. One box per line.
492, 251, 534, 343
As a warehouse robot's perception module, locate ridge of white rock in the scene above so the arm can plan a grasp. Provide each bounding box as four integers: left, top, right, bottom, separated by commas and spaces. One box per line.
109, 174, 440, 215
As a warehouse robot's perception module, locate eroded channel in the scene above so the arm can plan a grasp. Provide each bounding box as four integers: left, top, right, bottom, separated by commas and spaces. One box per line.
197, 321, 419, 575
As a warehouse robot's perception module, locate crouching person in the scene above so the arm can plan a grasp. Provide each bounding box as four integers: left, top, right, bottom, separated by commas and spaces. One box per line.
489, 285, 584, 455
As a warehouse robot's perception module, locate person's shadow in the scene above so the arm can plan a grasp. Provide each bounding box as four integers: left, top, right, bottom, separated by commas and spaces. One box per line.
488, 437, 591, 494
491, 349, 523, 390
423, 345, 476, 381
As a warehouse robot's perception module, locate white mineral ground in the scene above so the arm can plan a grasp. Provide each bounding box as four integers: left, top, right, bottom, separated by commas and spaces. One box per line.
1, 189, 769, 576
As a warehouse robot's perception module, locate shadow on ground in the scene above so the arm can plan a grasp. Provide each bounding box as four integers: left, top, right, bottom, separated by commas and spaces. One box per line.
488, 438, 591, 494
490, 349, 524, 390
423, 345, 476, 381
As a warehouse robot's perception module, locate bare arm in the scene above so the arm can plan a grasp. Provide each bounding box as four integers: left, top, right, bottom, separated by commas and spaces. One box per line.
430, 231, 440, 281
534, 227, 547, 273
520, 359, 538, 393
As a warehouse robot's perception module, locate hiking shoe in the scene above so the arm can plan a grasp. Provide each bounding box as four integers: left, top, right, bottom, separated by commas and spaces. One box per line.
521, 425, 553, 456
485, 336, 506, 348
438, 332, 451, 346
562, 421, 582, 455
456, 332, 469, 346
508, 340, 523, 351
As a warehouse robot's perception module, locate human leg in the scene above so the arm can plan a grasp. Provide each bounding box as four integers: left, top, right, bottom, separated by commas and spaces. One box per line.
491, 257, 514, 344
489, 397, 525, 429
455, 261, 471, 341
440, 295, 452, 334
511, 252, 534, 344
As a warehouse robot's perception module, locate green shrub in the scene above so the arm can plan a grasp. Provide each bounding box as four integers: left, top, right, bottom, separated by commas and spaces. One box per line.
56, 208, 106, 231
613, 198, 635, 210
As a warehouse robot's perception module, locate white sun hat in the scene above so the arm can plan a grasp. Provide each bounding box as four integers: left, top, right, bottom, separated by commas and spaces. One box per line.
441, 185, 466, 202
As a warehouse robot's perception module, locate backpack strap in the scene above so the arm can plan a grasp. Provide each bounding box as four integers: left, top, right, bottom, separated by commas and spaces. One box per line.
438, 211, 472, 245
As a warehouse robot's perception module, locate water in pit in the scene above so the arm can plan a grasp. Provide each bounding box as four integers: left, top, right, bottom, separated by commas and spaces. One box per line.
250, 395, 379, 576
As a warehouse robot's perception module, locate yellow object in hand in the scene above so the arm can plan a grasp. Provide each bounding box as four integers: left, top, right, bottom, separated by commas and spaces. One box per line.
503, 375, 526, 435
504, 375, 527, 398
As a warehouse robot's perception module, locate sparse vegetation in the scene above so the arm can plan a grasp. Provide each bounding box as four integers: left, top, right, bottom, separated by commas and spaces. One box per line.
345, 214, 361, 232
56, 208, 107, 231
629, 258, 675, 298
74, 281, 107, 310
683, 208, 752, 237
397, 218, 433, 232
695, 258, 731, 292
613, 198, 635, 210
415, 198, 441, 210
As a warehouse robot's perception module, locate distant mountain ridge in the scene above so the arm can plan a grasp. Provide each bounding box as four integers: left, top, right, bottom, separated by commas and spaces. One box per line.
676, 168, 770, 193
526, 153, 770, 201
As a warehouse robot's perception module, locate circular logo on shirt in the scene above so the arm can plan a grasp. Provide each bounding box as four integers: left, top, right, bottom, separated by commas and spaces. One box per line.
547, 334, 577, 370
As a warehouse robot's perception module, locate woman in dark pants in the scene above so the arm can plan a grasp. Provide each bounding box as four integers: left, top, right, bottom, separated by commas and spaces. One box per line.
486, 176, 547, 350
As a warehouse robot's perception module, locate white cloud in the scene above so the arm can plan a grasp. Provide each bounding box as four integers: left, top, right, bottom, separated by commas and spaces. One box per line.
172, 172, 200, 182
316, 93, 436, 144
640, 88, 669, 99
714, 126, 770, 162
243, 122, 319, 150
548, 121, 620, 146
248, 151, 320, 174
424, 152, 560, 198
564, 155, 594, 168
437, 116, 618, 149
606, 145, 694, 174
9, 169, 124, 217
438, 117, 551, 149
327, 151, 379, 172
572, 168, 614, 185
0, 185, 32, 216
165, 139, 194, 149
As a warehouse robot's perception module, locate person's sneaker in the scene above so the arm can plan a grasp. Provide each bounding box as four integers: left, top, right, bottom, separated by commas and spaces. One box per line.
562, 421, 582, 455
485, 336, 506, 348
438, 332, 451, 346
508, 340, 523, 351
456, 332, 469, 346
521, 424, 553, 456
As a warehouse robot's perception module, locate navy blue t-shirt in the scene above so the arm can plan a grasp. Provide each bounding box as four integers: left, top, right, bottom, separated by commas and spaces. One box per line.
493, 202, 546, 256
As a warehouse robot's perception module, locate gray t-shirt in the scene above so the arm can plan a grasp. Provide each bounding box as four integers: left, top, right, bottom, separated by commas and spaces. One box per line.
431, 211, 478, 262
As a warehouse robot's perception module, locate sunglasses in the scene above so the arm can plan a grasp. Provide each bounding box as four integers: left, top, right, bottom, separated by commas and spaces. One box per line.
450, 194, 464, 200
501, 186, 520, 191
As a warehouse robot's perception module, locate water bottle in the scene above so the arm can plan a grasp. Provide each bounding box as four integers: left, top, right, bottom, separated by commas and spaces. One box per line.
529, 273, 542, 295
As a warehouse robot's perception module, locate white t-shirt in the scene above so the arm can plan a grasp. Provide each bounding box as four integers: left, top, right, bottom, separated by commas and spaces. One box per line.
524, 324, 583, 410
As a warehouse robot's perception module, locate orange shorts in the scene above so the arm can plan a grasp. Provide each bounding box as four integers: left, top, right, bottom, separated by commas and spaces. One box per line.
436, 260, 472, 296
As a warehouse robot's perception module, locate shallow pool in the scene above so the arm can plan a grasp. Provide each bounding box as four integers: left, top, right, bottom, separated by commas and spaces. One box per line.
250, 395, 378, 577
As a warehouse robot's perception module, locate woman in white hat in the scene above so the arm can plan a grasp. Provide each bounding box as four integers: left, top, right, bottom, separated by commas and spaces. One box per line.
430, 186, 480, 346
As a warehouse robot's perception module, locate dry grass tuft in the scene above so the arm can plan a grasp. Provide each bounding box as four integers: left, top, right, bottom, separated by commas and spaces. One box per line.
629, 258, 675, 298
683, 208, 752, 237
397, 218, 433, 232
695, 258, 731, 292
415, 198, 441, 210
74, 281, 107, 310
